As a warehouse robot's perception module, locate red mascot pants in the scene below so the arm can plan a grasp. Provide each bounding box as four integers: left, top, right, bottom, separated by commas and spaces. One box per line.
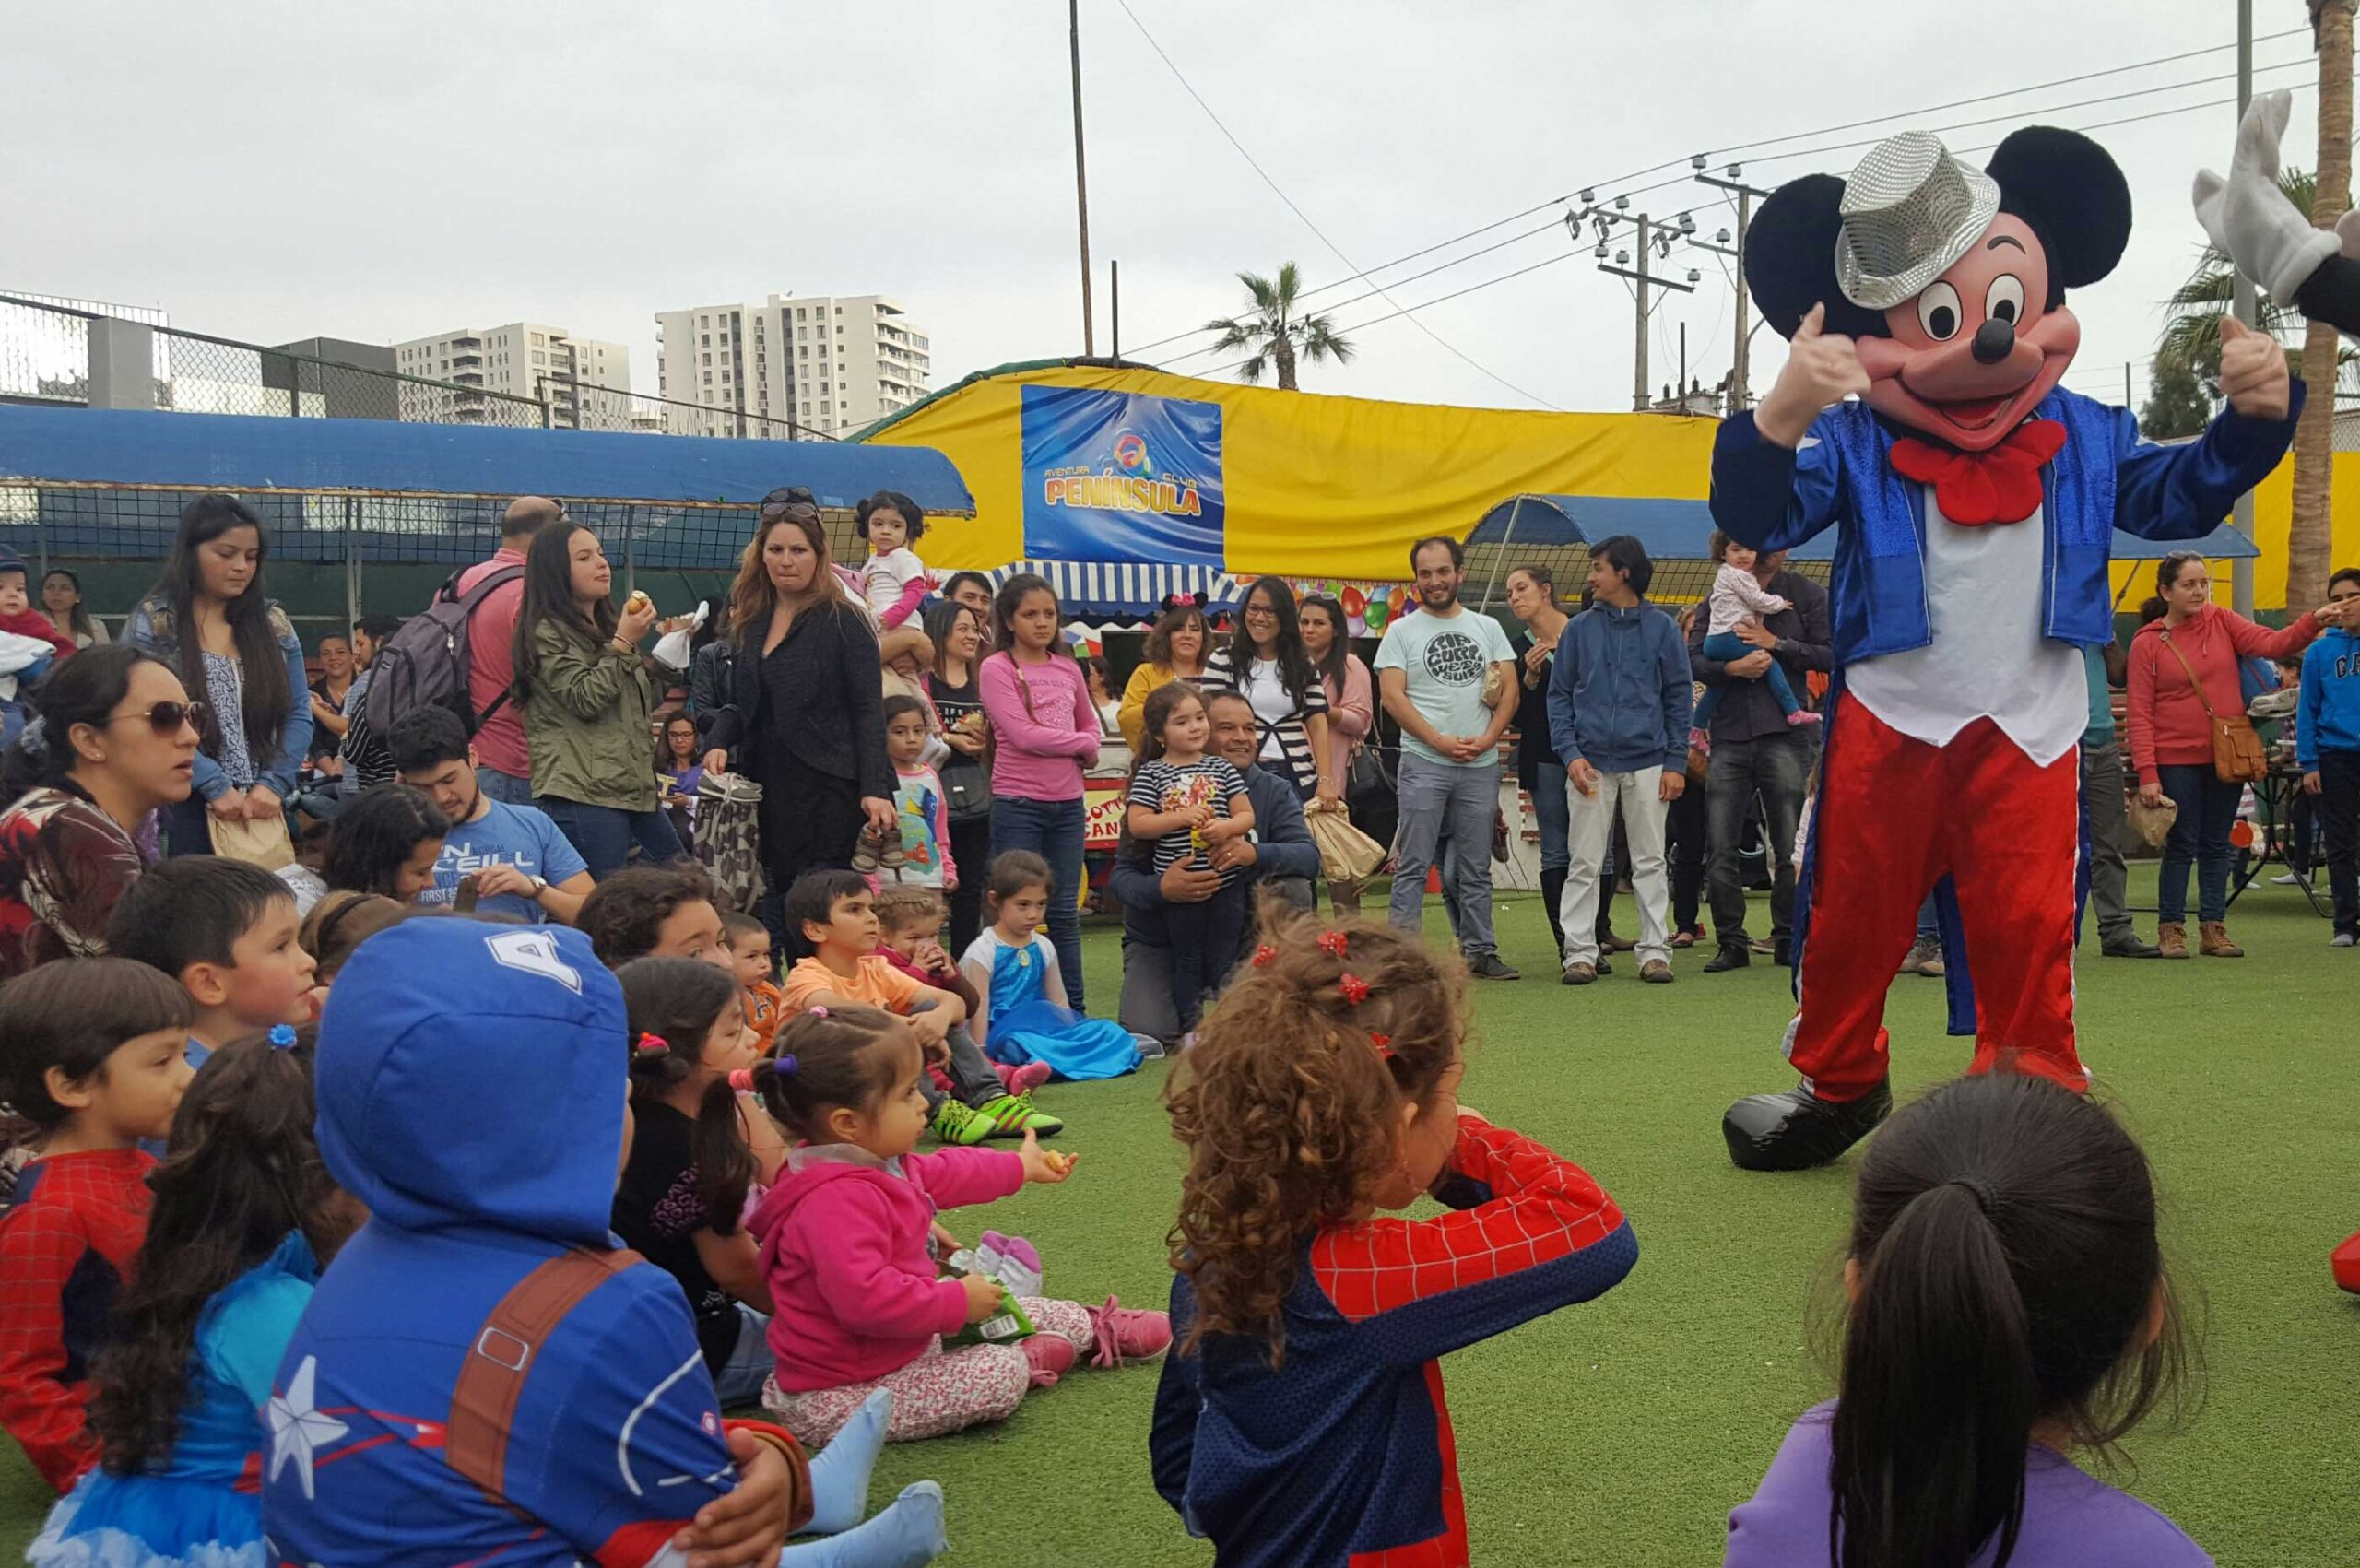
1789, 699, 2085, 1102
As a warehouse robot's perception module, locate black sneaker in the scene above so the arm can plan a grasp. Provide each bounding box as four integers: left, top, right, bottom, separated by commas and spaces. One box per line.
1703, 945, 1750, 973
1466, 952, 1521, 982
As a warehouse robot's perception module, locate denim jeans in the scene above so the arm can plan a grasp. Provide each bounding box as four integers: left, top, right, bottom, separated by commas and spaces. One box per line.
1528, 765, 1570, 874
990, 795, 1088, 1015
477, 765, 535, 807
1693, 631, 1802, 729
539, 796, 685, 882
1162, 878, 1248, 1031
1705, 730, 1811, 949
2156, 763, 2242, 924
1915, 893, 1940, 949
712, 1302, 775, 1409
1389, 754, 1500, 956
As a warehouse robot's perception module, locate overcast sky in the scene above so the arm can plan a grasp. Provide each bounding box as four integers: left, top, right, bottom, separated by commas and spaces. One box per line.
2, 0, 2332, 419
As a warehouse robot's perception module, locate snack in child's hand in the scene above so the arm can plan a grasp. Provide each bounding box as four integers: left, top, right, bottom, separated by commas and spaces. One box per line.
1043, 1150, 1077, 1178
625, 589, 653, 615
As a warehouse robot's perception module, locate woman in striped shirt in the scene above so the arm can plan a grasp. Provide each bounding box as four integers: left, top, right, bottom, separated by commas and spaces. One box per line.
1202, 577, 1341, 806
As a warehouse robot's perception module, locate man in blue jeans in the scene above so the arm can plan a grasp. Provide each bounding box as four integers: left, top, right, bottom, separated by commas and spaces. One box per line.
1375, 536, 1521, 980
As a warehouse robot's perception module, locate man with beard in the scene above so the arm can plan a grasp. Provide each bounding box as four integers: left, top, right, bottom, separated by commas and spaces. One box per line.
1112, 689, 1318, 1042
1375, 536, 1520, 979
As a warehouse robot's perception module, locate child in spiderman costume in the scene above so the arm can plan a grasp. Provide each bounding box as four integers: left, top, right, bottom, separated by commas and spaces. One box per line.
1712, 125, 2301, 1172
2194, 89, 2360, 1294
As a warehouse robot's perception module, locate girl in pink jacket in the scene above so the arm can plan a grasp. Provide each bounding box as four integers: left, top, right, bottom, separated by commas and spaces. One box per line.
747, 1005, 1169, 1444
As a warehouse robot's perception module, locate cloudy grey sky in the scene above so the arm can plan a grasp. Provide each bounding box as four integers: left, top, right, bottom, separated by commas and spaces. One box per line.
2, 0, 2331, 418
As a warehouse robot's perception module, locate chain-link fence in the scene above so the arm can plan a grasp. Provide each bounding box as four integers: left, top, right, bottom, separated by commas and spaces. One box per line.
0, 481, 876, 641
537, 374, 834, 442
1462, 540, 1831, 618
2, 294, 829, 438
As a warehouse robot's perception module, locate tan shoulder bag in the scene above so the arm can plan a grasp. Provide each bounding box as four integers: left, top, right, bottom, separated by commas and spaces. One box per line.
2158, 629, 2268, 784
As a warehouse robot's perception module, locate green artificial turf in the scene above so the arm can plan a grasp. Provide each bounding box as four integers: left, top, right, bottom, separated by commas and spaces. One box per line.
6, 873, 2356, 1564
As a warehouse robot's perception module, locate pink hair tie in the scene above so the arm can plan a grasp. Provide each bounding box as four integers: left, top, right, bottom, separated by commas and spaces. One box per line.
808, 1005, 830, 1019
633, 1032, 668, 1056
727, 1067, 756, 1092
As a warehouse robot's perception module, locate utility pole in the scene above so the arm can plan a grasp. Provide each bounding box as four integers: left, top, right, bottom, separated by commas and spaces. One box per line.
1070, 0, 1095, 356
2232, 0, 2258, 615
1584, 200, 1694, 412
1111, 259, 1121, 360
1634, 215, 1651, 411
1695, 166, 1776, 414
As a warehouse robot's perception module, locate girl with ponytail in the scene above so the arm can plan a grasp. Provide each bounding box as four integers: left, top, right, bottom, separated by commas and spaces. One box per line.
1727, 1071, 2201, 1568
1151, 917, 1637, 1568
609, 956, 776, 1406
743, 1005, 1166, 1446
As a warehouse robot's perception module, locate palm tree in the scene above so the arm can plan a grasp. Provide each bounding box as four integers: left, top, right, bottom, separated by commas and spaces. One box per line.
1205, 264, 1354, 390
2292, 0, 2356, 612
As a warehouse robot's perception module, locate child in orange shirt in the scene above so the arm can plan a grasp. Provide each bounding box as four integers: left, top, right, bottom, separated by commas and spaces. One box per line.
781, 870, 1058, 1145
724, 912, 785, 1054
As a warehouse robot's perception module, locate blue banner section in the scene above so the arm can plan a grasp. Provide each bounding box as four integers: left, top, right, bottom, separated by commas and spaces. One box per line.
1021, 385, 1224, 566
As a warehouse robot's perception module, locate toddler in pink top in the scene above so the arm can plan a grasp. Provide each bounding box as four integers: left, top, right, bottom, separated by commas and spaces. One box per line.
746, 1004, 1167, 1444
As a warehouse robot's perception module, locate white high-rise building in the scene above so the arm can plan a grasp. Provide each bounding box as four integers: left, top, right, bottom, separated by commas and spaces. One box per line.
655, 294, 930, 439
392, 323, 631, 428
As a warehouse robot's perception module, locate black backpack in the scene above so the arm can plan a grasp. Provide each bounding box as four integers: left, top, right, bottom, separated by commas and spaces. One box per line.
360, 564, 525, 738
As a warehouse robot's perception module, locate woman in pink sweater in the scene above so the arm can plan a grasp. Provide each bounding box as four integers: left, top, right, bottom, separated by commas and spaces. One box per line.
977, 574, 1100, 1014
747, 1006, 1166, 1444
2127, 551, 2346, 957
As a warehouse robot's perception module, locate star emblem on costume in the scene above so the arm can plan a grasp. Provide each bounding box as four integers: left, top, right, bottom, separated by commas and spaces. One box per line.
267, 1355, 349, 1500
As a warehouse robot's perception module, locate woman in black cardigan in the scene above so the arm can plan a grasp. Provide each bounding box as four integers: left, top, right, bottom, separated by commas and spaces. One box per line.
700, 491, 893, 914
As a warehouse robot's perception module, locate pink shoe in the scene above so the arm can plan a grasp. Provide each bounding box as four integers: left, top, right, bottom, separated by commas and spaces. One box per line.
1788, 711, 1823, 726
1085, 1296, 1173, 1369
1002, 1060, 1052, 1095
1022, 1332, 1076, 1387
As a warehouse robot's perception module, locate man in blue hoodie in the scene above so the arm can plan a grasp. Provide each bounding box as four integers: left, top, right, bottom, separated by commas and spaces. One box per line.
1546, 536, 1693, 986
2299, 565, 2360, 946
263, 918, 810, 1568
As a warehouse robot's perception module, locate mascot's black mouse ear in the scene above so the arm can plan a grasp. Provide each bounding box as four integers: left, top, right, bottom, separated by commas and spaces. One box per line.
1743, 174, 1886, 340
1988, 127, 2131, 290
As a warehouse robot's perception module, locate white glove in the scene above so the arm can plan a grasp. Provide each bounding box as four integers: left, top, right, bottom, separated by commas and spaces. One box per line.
2192, 90, 2340, 301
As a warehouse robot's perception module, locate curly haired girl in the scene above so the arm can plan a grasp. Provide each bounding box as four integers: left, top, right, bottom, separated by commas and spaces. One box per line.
1151, 919, 1638, 1568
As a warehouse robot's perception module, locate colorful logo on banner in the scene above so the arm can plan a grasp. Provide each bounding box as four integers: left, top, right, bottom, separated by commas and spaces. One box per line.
1021, 385, 1225, 567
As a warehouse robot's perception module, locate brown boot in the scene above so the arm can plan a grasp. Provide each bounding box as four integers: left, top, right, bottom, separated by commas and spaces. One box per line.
2200, 921, 2244, 958
2156, 921, 2190, 960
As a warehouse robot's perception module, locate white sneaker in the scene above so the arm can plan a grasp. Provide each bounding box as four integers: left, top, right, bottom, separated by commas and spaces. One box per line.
2333, 932, 2357, 949
2271, 872, 2302, 886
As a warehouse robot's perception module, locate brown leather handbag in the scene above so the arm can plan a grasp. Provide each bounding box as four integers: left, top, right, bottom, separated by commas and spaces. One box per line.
2158, 630, 2268, 784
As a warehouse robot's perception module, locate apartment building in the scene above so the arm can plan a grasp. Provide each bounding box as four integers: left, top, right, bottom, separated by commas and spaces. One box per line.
392, 323, 631, 428
654, 293, 930, 438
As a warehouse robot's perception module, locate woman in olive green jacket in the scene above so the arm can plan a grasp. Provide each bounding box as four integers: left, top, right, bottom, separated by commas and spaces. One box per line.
512, 518, 680, 879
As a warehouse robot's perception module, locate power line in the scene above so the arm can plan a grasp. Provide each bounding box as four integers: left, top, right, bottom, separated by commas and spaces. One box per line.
1182, 77, 2339, 387
1127, 31, 2317, 360
1109, 0, 1559, 406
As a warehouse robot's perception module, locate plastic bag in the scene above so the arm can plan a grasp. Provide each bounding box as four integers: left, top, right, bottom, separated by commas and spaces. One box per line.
651, 599, 711, 673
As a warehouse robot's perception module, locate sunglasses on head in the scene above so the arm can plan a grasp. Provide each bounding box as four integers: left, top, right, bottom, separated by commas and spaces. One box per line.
107, 700, 207, 737
758, 486, 819, 518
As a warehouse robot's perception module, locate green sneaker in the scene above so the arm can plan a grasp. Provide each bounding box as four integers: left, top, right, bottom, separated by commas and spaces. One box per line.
930, 1097, 993, 1147
972, 1094, 1061, 1139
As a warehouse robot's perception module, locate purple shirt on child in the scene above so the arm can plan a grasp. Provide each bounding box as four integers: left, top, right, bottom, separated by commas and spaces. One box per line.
1726, 1403, 2212, 1568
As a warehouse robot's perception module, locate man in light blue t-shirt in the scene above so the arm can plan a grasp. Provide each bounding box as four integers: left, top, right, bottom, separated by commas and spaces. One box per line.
1375, 535, 1521, 979
387, 708, 593, 925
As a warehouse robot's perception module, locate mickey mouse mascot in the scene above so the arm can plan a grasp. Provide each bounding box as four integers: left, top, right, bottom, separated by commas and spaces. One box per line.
1712, 126, 2302, 1171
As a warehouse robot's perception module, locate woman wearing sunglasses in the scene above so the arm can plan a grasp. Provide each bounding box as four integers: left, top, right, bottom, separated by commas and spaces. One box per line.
0, 645, 202, 979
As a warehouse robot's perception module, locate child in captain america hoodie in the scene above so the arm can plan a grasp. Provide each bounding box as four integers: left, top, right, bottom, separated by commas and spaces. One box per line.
258, 919, 947, 1568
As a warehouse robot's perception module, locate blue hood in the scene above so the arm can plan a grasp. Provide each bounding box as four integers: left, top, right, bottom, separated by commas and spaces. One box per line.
316, 919, 625, 1245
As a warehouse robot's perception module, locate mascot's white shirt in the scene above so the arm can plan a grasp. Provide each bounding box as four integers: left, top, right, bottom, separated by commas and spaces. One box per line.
1842, 489, 2087, 768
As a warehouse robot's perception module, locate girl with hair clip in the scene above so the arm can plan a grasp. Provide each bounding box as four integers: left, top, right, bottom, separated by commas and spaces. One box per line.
746, 1004, 1168, 1446
1150, 918, 1638, 1568
28, 1025, 359, 1568
1727, 1071, 2204, 1568
1117, 592, 1212, 753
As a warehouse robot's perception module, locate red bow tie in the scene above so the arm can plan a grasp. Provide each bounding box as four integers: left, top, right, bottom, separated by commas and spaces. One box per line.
1888, 419, 2068, 526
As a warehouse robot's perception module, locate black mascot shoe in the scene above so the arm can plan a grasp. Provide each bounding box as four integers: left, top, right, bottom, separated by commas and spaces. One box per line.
1721, 1079, 1894, 1172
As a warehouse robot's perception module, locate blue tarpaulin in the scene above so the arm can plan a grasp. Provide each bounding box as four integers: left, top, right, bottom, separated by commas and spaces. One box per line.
1468, 492, 2262, 561
0, 405, 974, 513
